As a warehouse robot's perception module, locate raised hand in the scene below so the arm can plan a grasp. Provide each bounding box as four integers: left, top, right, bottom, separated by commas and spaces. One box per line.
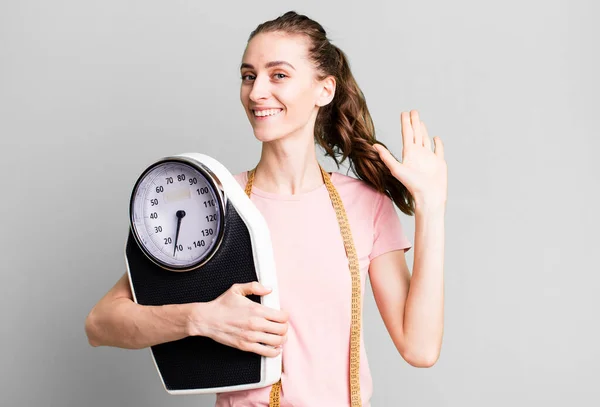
373, 110, 447, 207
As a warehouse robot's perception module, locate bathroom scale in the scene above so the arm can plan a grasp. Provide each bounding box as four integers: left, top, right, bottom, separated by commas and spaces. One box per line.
124, 152, 281, 395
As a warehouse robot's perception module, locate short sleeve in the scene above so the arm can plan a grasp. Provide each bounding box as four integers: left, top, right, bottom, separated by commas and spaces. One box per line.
369, 192, 412, 261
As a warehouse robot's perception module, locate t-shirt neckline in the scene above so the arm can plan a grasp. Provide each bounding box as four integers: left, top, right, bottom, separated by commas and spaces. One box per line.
245, 171, 336, 201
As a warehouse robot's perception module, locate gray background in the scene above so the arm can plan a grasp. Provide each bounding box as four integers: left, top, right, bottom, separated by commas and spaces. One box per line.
1, 0, 598, 406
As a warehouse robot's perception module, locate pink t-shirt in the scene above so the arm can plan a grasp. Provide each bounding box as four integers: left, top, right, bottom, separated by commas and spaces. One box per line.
215, 170, 412, 407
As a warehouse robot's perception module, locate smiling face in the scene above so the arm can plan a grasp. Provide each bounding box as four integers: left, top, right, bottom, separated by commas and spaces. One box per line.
240, 32, 333, 142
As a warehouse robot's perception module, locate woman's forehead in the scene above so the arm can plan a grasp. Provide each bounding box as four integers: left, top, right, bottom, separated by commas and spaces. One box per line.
242, 32, 311, 67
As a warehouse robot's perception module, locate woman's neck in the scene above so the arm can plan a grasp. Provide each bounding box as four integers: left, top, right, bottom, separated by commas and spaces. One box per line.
252, 136, 324, 196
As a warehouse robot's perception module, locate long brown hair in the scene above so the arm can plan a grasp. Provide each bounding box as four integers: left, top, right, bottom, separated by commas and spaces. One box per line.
248, 11, 414, 216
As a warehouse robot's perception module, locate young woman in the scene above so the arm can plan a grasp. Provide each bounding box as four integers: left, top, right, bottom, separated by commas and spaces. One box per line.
85, 11, 447, 407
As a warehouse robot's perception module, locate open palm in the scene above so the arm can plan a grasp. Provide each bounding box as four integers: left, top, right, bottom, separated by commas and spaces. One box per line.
373, 110, 447, 207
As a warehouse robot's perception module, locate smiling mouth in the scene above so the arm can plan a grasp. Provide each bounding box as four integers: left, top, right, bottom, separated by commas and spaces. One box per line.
253, 109, 283, 118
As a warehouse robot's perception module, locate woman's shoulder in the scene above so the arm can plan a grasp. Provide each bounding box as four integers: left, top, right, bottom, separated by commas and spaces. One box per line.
232, 171, 248, 189
331, 171, 382, 200
330, 171, 388, 216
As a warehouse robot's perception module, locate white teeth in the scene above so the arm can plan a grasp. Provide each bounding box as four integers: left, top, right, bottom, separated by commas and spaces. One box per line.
254, 109, 282, 117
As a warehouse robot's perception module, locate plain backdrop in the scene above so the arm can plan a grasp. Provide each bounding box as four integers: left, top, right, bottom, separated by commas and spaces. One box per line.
1, 0, 598, 406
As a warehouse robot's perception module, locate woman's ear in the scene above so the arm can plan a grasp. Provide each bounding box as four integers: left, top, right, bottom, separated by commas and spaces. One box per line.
316, 76, 336, 107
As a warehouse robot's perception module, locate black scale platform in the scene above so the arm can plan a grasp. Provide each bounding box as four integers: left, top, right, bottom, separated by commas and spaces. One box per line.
126, 198, 262, 391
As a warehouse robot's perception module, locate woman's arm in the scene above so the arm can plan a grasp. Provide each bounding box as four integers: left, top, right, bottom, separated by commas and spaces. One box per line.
369, 202, 445, 368
85, 273, 289, 356
371, 110, 447, 367
84, 272, 208, 349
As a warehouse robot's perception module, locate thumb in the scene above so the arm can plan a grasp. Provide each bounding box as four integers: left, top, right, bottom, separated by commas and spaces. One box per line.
235, 281, 272, 296
373, 143, 406, 180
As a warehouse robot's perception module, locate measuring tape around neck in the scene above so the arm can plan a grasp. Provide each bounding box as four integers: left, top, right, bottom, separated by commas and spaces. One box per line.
245, 165, 363, 407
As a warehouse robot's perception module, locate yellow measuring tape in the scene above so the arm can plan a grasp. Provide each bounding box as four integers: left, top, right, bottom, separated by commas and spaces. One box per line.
245, 165, 362, 407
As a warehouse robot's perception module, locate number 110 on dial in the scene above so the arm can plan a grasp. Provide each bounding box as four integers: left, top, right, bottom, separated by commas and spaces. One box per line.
129, 160, 225, 271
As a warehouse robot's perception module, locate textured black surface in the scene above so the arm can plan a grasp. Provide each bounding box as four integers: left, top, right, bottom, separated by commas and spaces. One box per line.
126, 199, 262, 391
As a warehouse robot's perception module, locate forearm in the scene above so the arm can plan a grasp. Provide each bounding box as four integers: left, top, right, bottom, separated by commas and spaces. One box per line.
85, 299, 210, 350
403, 202, 445, 365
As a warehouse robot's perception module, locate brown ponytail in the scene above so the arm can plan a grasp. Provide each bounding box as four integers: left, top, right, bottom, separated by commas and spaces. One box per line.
248, 11, 415, 216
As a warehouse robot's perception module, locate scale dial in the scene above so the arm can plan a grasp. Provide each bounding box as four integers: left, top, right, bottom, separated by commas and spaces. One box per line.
129, 158, 226, 271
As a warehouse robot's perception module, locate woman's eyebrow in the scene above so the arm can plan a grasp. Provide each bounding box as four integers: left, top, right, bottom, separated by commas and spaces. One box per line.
240, 61, 296, 71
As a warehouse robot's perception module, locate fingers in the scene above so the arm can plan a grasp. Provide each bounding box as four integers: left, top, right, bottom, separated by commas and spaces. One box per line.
234, 281, 272, 297
259, 305, 289, 324
400, 112, 414, 148
240, 325, 288, 357
244, 341, 283, 358
229, 281, 288, 325
410, 110, 423, 146
421, 120, 432, 151
373, 143, 401, 178
249, 315, 288, 336
246, 330, 287, 348
434, 136, 445, 159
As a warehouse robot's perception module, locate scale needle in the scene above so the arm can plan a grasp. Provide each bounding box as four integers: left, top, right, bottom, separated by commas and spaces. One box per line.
173, 210, 186, 257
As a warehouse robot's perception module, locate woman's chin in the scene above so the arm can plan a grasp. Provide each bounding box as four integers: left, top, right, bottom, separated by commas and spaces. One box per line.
253, 129, 284, 143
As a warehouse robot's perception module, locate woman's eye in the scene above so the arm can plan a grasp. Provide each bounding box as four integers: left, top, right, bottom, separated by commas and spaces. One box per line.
240, 73, 286, 81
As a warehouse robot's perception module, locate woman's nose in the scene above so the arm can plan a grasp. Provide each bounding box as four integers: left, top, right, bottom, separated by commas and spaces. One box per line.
249, 76, 270, 101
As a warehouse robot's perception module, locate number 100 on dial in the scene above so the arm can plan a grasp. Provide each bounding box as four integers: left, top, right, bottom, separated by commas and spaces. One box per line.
129, 159, 225, 272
